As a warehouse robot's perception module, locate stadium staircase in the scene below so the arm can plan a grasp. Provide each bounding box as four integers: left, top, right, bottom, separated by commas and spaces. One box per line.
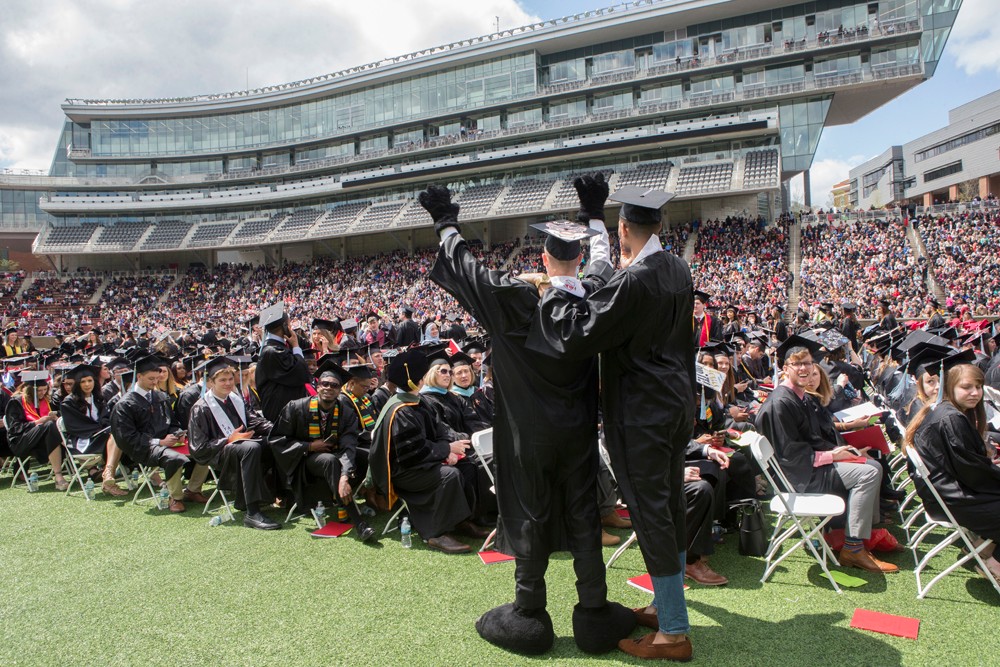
787, 220, 803, 314
88, 277, 111, 305
906, 222, 946, 304
13, 275, 34, 300
155, 274, 183, 306
683, 230, 698, 264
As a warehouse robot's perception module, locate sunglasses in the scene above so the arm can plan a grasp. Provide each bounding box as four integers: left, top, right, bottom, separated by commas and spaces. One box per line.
317, 381, 342, 388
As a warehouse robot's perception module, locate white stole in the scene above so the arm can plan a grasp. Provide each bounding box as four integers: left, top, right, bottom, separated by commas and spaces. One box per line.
204, 391, 247, 437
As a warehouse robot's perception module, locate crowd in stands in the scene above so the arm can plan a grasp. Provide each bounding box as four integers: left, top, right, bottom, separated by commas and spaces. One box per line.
799, 218, 928, 319
690, 216, 789, 313
917, 210, 1000, 313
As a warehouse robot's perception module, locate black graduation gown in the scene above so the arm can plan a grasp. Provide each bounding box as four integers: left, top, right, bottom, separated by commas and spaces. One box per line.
526, 249, 695, 577
430, 232, 612, 558
174, 382, 203, 429
773, 319, 789, 343
371, 385, 393, 415
840, 316, 861, 352
369, 392, 475, 539
4, 398, 61, 462
393, 319, 421, 347
754, 384, 842, 494
60, 395, 111, 454
101, 381, 120, 404
109, 389, 187, 478
267, 394, 360, 507
421, 389, 488, 437
471, 384, 494, 426
927, 312, 946, 330
912, 403, 1000, 541
255, 339, 311, 423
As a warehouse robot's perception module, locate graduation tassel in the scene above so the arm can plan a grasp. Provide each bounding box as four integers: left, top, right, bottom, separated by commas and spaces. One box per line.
933, 363, 945, 408
772, 355, 780, 386
699, 387, 707, 421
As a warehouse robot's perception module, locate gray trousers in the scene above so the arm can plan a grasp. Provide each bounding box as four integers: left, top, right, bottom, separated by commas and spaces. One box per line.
832, 459, 882, 540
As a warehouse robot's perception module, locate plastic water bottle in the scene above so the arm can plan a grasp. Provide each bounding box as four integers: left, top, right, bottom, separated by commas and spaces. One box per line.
131, 470, 139, 484
157, 488, 169, 510
313, 501, 327, 527
400, 517, 412, 549
208, 515, 223, 527
27, 472, 39, 493
84, 479, 95, 500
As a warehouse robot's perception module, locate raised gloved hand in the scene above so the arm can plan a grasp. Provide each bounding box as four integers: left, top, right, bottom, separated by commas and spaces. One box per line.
418, 184, 461, 235
574, 172, 609, 222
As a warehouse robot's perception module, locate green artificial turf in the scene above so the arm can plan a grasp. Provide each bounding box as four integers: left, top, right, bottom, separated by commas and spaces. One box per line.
0, 475, 997, 667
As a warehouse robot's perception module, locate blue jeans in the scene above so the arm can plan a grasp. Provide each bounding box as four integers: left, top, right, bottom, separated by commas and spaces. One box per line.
650, 551, 690, 635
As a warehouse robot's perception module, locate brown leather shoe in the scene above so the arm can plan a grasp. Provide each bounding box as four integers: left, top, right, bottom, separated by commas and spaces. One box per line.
685, 559, 728, 586
455, 520, 491, 538
602, 511, 632, 529
102, 480, 128, 497
168, 498, 186, 513
619, 633, 693, 661
183, 488, 210, 503
838, 547, 899, 573
633, 606, 659, 629
602, 530, 621, 547
426, 534, 472, 554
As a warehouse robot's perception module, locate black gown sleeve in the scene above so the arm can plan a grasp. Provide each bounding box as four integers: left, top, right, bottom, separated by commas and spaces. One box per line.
59, 396, 101, 440
268, 400, 311, 483
187, 401, 228, 465
390, 404, 451, 471
337, 395, 361, 479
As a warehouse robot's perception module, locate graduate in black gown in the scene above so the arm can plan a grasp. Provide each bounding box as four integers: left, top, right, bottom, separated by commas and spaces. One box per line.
268, 358, 376, 542
110, 354, 209, 513
420, 351, 489, 438
525, 185, 695, 660
4, 371, 69, 490
425, 177, 636, 655
254, 303, 312, 423
339, 361, 379, 482
188, 356, 279, 530
369, 350, 483, 554
906, 361, 1000, 579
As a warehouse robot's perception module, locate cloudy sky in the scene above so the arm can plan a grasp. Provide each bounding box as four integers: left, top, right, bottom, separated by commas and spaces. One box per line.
1, 0, 997, 205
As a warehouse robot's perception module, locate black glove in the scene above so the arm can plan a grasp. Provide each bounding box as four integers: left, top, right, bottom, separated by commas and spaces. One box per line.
418, 184, 461, 235
574, 172, 609, 221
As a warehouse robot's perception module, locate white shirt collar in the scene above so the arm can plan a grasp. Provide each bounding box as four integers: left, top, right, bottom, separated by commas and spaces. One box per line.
631, 233, 664, 266
549, 275, 585, 298
265, 332, 285, 344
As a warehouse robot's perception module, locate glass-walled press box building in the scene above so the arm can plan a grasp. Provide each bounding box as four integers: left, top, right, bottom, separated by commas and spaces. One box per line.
15, 0, 960, 271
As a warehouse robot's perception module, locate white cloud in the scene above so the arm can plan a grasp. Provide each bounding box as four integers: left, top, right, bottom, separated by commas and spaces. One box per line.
0, 0, 539, 169
791, 155, 868, 209
948, 0, 1000, 75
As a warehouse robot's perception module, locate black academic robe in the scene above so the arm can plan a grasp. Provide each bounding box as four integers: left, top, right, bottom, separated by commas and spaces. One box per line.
255, 339, 311, 423
4, 398, 60, 461
754, 384, 842, 495
694, 314, 723, 346
421, 389, 488, 438
840, 316, 861, 352
985, 361, 1000, 391
912, 403, 1000, 542
371, 385, 393, 415
772, 319, 789, 343
342, 390, 379, 449
188, 393, 273, 501
60, 394, 111, 454
267, 394, 360, 507
430, 232, 612, 558
393, 319, 421, 347
471, 384, 494, 426
174, 381, 203, 429
927, 312, 946, 331
526, 248, 695, 577
110, 388, 186, 478
101, 381, 120, 404
369, 392, 475, 539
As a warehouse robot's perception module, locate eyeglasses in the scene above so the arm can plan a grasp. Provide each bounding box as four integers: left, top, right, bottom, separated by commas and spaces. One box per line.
437, 368, 451, 375
786, 361, 814, 369
317, 381, 341, 389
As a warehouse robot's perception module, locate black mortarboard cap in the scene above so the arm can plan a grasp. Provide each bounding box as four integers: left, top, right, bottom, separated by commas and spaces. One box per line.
3, 323, 18, 334
425, 347, 452, 368
842, 302, 857, 312
67, 364, 101, 382
312, 318, 341, 333
134, 354, 167, 374
928, 326, 959, 340
700, 341, 733, 356
609, 186, 674, 226
259, 303, 287, 331
2, 356, 30, 368
462, 340, 487, 355
202, 356, 236, 378
314, 358, 350, 383
385, 349, 430, 391
530, 220, 598, 261
776, 334, 826, 366
923, 348, 977, 377
693, 290, 711, 304
448, 352, 475, 368
19, 370, 49, 385
903, 343, 954, 377
343, 363, 377, 381
226, 355, 254, 369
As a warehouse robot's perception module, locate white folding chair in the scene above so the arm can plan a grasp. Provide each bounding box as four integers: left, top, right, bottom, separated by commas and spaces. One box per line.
905, 447, 1000, 599
470, 428, 497, 551
745, 432, 846, 593
382, 498, 411, 536
132, 462, 165, 507
202, 465, 235, 521
57, 418, 106, 501
598, 431, 640, 569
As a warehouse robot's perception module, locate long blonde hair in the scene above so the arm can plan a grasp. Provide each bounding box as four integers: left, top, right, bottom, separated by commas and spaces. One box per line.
903, 364, 986, 451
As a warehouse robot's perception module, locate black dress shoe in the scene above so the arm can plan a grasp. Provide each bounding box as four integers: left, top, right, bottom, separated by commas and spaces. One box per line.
244, 511, 281, 531
426, 534, 471, 554
356, 521, 377, 543
456, 520, 491, 538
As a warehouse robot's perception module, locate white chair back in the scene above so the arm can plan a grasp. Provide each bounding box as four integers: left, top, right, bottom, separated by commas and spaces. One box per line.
471, 428, 494, 486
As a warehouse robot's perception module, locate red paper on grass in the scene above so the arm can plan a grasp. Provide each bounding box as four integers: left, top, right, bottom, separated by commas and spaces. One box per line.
478, 550, 515, 564
311, 522, 353, 538
850, 609, 919, 639
842, 425, 890, 455
628, 573, 688, 593
616, 508, 631, 520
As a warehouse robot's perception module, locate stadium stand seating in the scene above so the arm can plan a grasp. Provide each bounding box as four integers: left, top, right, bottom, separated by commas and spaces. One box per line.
140, 219, 193, 250
92, 222, 152, 251
312, 202, 368, 237
497, 179, 556, 215
187, 222, 238, 248
676, 162, 734, 195
270, 209, 323, 242
455, 183, 505, 220
742, 149, 780, 189
351, 201, 407, 233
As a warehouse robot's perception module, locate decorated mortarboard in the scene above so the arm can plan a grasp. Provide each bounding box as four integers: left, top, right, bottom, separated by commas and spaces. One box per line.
815, 328, 850, 351
312, 318, 341, 333
609, 186, 674, 226
530, 220, 599, 261
19, 370, 49, 385
693, 290, 712, 304
134, 354, 168, 374
314, 357, 350, 383
66, 364, 101, 381
776, 334, 827, 366
340, 318, 359, 331
259, 303, 287, 331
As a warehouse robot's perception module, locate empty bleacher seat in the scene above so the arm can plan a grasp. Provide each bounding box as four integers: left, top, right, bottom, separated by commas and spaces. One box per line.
140, 220, 194, 250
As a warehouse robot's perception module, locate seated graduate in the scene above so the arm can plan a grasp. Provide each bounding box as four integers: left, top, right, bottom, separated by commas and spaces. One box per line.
470, 350, 494, 426
755, 335, 898, 574
448, 352, 482, 417
681, 464, 727, 586
110, 354, 210, 513
369, 348, 483, 554
898, 342, 953, 426
268, 357, 376, 542
712, 347, 755, 430
419, 350, 489, 437
188, 356, 279, 531
4, 370, 68, 491
339, 359, 379, 479
905, 356, 1000, 579
60, 363, 128, 496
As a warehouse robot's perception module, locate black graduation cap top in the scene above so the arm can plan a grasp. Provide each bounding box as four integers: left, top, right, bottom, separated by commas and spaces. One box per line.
922, 349, 977, 377
448, 352, 475, 368
693, 290, 711, 304
315, 358, 350, 384
312, 318, 341, 333
67, 364, 101, 381
259, 303, 287, 331
134, 354, 167, 375
530, 220, 599, 261
903, 343, 953, 377
609, 186, 674, 226
19, 370, 49, 385
776, 334, 826, 366
202, 356, 236, 378
699, 341, 733, 356
343, 363, 377, 381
